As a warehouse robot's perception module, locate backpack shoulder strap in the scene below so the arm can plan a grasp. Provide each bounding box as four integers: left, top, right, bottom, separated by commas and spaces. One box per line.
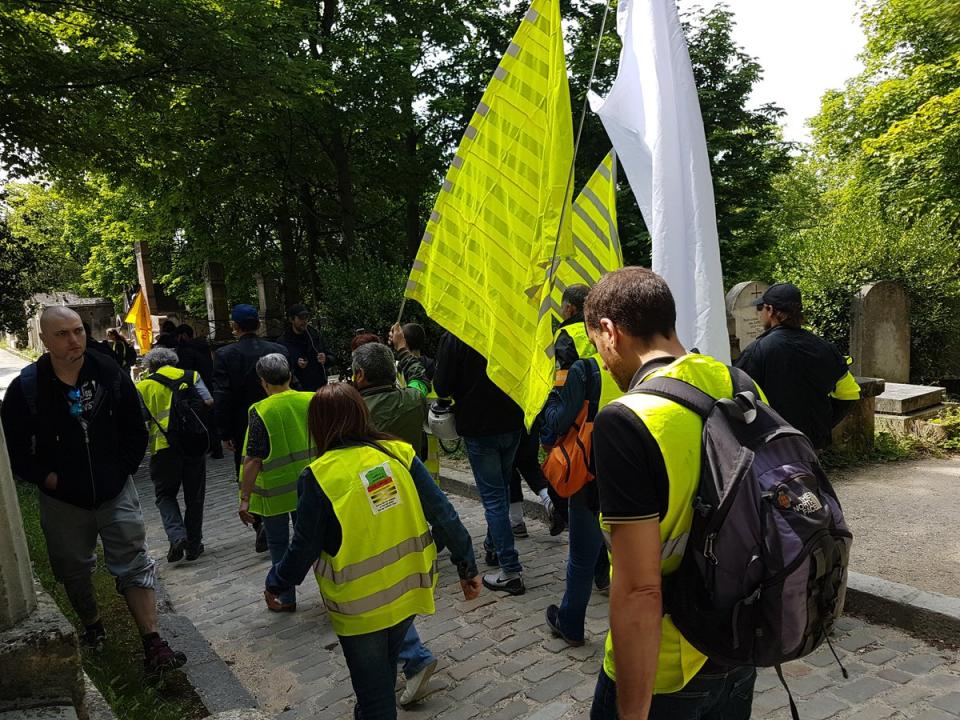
19, 363, 40, 417
630, 376, 717, 420
148, 371, 192, 391
728, 366, 757, 396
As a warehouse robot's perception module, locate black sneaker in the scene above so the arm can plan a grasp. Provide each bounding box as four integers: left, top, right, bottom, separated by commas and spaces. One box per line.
484, 548, 499, 567
482, 572, 525, 596
549, 507, 567, 536
185, 543, 205, 561
255, 525, 268, 553
595, 576, 610, 594
545, 604, 585, 647
167, 539, 186, 563
80, 621, 107, 651
511, 521, 529, 538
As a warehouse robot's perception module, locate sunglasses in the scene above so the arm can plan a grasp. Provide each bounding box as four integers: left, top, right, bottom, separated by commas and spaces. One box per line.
67, 387, 83, 418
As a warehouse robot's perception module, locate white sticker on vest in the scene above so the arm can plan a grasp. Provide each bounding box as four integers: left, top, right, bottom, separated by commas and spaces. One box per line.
360, 462, 401, 514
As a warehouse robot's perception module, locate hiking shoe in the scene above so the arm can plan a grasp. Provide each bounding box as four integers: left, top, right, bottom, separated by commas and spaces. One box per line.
263, 590, 297, 613
255, 524, 268, 553
482, 572, 525, 596
549, 507, 567, 536
80, 621, 107, 651
545, 604, 585, 647
143, 635, 187, 675
484, 548, 499, 567
167, 539, 186, 563
185, 543, 204, 561
511, 521, 529, 538
400, 658, 438, 706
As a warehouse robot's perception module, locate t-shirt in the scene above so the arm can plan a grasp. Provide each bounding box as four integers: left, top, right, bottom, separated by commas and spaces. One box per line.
54, 369, 99, 421
593, 357, 674, 524
245, 408, 270, 459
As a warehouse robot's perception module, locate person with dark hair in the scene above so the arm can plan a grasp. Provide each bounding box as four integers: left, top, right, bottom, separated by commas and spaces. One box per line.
400, 323, 435, 380
174, 324, 214, 390
265, 383, 481, 719
351, 331, 382, 351
213, 304, 292, 552
583, 267, 758, 720
279, 304, 329, 392
554, 283, 593, 369
160, 319, 178, 335
735, 282, 860, 450
82, 321, 113, 357
106, 328, 137, 371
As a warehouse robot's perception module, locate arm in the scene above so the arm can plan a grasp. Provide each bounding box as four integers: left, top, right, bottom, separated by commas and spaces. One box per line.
0, 379, 47, 485
555, 329, 579, 370
212, 349, 233, 441
609, 520, 664, 719
238, 408, 268, 524
267, 467, 331, 590
540, 360, 588, 446
194, 374, 214, 406
829, 369, 860, 428
117, 372, 148, 475
397, 349, 430, 396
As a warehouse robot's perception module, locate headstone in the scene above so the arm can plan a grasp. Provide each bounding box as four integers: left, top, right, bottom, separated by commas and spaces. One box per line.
204, 261, 232, 342
850, 281, 910, 382
725, 281, 769, 358
832, 377, 885, 455
0, 422, 37, 630
134, 240, 159, 314
255, 274, 284, 338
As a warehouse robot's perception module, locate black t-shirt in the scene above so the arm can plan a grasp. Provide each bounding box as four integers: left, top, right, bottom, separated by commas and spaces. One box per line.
593, 357, 674, 524
53, 367, 99, 420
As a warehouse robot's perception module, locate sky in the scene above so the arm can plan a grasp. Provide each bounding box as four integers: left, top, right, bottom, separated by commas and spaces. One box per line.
676, 0, 867, 144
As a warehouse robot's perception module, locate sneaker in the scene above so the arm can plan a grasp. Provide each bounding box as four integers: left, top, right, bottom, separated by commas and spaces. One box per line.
399, 658, 438, 706
185, 543, 205, 561
255, 524, 268, 553
595, 576, 610, 594
482, 571, 525, 596
80, 621, 107, 651
511, 521, 529, 538
548, 507, 567, 536
167, 539, 186, 563
263, 589, 296, 613
484, 548, 499, 567
143, 635, 187, 675
545, 604, 585, 647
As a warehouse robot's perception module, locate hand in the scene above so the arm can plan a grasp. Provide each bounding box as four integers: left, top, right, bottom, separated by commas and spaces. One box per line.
43, 472, 58, 491
316, 352, 326, 365
389, 323, 407, 350
222, 439, 235, 452
297, 357, 308, 369
460, 576, 482, 601
238, 499, 255, 526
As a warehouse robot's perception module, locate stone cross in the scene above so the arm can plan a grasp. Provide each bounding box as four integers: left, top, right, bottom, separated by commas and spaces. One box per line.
850, 281, 910, 382
0, 423, 36, 630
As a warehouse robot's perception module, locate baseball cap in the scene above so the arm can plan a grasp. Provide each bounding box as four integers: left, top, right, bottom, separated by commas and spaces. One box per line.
231, 304, 259, 323
752, 282, 802, 310
287, 303, 310, 319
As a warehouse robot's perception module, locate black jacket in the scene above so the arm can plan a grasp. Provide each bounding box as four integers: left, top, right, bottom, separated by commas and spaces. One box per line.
279, 326, 328, 392
213, 334, 293, 442
1, 351, 148, 509
735, 325, 849, 449
176, 338, 214, 388
432, 333, 524, 438
554, 314, 584, 370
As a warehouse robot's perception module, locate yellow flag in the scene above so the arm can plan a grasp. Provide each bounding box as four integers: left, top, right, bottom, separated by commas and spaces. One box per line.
546, 150, 622, 318
124, 288, 152, 352
405, 0, 574, 428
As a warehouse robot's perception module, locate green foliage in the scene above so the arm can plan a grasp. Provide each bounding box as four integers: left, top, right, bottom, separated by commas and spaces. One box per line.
929, 406, 960, 451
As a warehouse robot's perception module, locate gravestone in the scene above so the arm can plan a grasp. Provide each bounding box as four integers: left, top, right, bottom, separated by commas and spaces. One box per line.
255, 274, 284, 338
204, 261, 232, 342
725, 281, 768, 359
850, 281, 910, 383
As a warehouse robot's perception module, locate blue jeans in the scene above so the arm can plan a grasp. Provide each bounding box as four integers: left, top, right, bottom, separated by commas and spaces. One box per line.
398, 623, 435, 679
263, 512, 296, 605
590, 664, 756, 719
557, 488, 606, 641
463, 431, 523, 575
339, 615, 415, 719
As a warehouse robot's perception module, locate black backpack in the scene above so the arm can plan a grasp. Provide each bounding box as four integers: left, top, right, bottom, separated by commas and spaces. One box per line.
145, 372, 211, 458
634, 368, 852, 719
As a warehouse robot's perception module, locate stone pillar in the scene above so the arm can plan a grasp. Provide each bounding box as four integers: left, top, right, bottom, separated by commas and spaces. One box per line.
725, 281, 769, 361
850, 281, 910, 382
0, 423, 36, 630
204, 261, 232, 342
256, 274, 284, 338
134, 240, 158, 315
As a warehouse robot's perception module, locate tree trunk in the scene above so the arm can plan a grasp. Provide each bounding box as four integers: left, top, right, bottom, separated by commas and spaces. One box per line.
329, 129, 356, 255
277, 202, 300, 307
299, 183, 323, 304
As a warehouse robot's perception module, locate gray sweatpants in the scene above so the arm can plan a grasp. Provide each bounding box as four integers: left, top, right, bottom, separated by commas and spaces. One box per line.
39, 478, 156, 625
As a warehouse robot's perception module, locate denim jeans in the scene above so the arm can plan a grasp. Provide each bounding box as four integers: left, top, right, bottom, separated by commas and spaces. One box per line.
557, 487, 606, 641
339, 615, 415, 719
590, 664, 757, 720
463, 431, 523, 575
262, 512, 296, 605
149, 447, 206, 546
398, 622, 435, 679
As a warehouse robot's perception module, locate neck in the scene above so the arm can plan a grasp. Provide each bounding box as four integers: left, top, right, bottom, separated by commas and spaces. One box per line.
51, 354, 84, 385
627, 336, 687, 377
266, 383, 291, 396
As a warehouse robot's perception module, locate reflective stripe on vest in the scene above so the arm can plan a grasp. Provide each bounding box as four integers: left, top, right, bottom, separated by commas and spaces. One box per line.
135, 366, 193, 455
241, 390, 314, 517
553, 321, 595, 363
602, 354, 739, 693
312, 439, 438, 636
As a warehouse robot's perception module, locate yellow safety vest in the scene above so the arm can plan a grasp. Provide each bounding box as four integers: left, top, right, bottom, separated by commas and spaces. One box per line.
554, 321, 595, 363
312, 439, 438, 636
241, 390, 314, 517
136, 366, 199, 455
602, 354, 752, 693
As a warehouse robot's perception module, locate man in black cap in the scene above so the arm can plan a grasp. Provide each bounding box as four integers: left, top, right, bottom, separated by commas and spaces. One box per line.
278, 304, 329, 392
735, 282, 861, 449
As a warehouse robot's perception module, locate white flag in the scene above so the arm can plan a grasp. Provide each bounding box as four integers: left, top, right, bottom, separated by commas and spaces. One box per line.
588, 0, 730, 363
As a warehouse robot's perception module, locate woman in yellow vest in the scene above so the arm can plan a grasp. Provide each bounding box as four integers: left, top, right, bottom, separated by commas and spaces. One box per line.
238, 353, 314, 612
265, 382, 481, 719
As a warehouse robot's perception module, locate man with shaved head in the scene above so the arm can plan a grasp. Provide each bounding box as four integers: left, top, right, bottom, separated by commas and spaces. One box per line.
1, 306, 187, 674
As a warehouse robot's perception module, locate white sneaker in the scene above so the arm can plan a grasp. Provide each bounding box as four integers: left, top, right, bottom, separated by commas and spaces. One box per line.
400, 658, 438, 706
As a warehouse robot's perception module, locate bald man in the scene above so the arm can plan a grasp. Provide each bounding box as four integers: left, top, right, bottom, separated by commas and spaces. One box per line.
1, 306, 187, 674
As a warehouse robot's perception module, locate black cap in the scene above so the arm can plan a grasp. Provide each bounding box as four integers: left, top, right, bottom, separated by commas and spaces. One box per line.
752, 282, 802, 310
287, 303, 310, 319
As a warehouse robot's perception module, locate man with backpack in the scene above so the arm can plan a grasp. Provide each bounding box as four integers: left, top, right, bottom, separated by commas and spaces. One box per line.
136, 347, 213, 563
1, 306, 187, 673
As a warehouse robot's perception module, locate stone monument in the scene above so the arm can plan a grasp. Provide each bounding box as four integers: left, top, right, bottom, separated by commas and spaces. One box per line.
850, 281, 910, 383
725, 281, 769, 359
0, 424, 35, 630
255, 274, 284, 338
204, 261, 232, 342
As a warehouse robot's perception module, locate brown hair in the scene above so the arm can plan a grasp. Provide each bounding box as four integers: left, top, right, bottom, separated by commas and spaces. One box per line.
772, 304, 803, 329
307, 382, 394, 455
350, 333, 382, 351
583, 267, 676, 342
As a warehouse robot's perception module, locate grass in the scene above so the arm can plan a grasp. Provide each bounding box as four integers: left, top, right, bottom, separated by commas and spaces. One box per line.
15, 482, 208, 720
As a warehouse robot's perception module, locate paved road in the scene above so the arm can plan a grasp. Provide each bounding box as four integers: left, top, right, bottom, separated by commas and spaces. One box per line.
135, 457, 960, 719
0, 347, 29, 400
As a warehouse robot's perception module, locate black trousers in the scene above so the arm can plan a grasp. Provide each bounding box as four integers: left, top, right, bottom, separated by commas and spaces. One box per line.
150, 447, 207, 546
